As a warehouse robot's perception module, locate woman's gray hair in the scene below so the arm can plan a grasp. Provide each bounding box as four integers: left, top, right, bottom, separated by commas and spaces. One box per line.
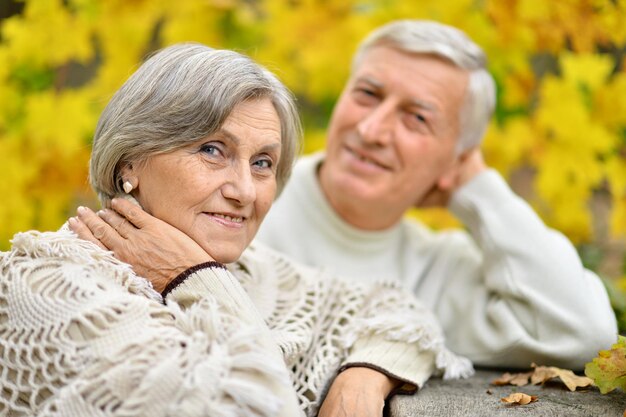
353, 20, 496, 153
90, 43, 302, 204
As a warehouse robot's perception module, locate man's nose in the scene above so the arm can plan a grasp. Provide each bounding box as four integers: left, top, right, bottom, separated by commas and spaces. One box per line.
221, 162, 256, 205
356, 103, 394, 146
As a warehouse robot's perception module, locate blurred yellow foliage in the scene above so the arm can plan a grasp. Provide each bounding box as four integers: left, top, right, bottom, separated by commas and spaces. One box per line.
1, 0, 625, 280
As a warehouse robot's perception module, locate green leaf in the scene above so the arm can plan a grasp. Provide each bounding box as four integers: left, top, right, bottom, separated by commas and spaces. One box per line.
585, 336, 626, 394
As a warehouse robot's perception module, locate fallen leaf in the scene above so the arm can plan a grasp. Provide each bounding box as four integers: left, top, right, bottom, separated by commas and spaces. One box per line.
550, 367, 593, 391
530, 365, 554, 385
492, 372, 514, 385
492, 364, 592, 391
492, 371, 533, 386
501, 392, 538, 405
511, 371, 534, 386
585, 336, 626, 394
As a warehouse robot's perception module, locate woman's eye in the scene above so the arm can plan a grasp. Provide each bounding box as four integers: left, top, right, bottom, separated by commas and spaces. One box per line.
253, 158, 273, 169
200, 144, 222, 156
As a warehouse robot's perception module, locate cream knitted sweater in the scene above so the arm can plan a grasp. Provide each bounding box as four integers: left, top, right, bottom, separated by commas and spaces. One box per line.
0, 227, 472, 417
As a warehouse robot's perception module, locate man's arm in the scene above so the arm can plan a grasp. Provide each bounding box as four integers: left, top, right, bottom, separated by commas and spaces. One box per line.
430, 157, 617, 369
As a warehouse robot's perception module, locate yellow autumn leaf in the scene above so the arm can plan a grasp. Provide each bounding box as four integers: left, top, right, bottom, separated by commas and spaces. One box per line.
593, 72, 626, 129
561, 52, 613, 90
23, 90, 96, 156
610, 196, 626, 238
160, 0, 235, 47
517, 0, 550, 21
2, 0, 93, 66
482, 118, 535, 176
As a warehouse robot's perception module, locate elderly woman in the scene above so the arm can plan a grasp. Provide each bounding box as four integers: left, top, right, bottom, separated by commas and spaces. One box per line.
0, 44, 471, 417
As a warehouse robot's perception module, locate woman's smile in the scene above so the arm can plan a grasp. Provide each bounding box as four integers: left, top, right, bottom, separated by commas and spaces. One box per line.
204, 211, 246, 226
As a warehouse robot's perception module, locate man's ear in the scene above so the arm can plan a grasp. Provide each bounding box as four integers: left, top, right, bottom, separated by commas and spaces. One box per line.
436, 157, 461, 191
436, 170, 456, 191
435, 148, 475, 191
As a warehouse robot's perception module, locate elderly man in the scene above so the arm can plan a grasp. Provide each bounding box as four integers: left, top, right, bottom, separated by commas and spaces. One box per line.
256, 19, 617, 370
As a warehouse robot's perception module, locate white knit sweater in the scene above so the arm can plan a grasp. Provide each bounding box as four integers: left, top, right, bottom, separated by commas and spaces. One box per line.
0, 227, 472, 417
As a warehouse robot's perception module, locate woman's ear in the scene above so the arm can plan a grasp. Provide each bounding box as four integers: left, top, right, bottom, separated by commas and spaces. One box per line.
120, 162, 139, 193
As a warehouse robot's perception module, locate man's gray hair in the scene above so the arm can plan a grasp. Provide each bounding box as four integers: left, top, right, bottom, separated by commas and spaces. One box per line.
353, 20, 496, 153
90, 43, 302, 204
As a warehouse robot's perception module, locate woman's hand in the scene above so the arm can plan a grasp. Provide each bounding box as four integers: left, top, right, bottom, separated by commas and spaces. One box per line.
318, 367, 401, 417
68, 198, 213, 292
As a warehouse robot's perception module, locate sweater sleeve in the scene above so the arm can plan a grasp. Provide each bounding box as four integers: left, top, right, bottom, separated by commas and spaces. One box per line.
337, 277, 474, 390
0, 231, 303, 417
442, 169, 617, 369
340, 335, 435, 392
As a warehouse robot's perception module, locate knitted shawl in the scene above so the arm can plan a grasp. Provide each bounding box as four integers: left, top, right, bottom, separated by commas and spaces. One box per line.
0, 228, 472, 416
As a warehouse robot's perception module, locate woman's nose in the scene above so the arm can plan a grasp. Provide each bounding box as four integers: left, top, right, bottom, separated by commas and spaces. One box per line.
221, 162, 256, 205
356, 103, 394, 146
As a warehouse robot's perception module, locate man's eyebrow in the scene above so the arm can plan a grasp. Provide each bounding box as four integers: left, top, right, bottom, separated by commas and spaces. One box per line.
408, 99, 437, 112
355, 76, 438, 112
355, 76, 383, 88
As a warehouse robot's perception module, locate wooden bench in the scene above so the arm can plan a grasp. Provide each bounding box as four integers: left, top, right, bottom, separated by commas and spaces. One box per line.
390, 368, 626, 416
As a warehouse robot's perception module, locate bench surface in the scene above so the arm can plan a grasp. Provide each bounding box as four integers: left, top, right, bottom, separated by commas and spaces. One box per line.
389, 368, 626, 417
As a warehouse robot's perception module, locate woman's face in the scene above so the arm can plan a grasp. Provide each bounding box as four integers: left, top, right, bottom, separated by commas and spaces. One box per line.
126, 98, 282, 263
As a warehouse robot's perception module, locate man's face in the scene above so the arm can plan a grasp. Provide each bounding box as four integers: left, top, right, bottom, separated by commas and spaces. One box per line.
322, 46, 469, 219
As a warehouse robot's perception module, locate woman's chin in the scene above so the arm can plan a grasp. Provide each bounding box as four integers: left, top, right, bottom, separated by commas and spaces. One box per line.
207, 246, 245, 265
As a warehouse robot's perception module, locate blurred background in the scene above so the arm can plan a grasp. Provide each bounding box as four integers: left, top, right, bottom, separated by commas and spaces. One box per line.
1, 0, 625, 328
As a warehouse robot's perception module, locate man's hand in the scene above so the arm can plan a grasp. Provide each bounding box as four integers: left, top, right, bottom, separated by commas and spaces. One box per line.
318, 367, 401, 417
68, 198, 212, 292
417, 148, 487, 208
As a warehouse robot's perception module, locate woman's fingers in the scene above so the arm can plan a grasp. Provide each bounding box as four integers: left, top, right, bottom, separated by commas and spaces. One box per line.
110, 198, 149, 229
75, 206, 123, 249
68, 215, 109, 251
98, 209, 136, 239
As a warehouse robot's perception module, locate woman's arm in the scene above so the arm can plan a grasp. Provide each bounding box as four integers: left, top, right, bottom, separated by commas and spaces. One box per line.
318, 367, 400, 417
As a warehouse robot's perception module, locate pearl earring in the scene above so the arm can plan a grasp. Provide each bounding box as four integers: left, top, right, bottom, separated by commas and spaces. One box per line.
123, 181, 134, 194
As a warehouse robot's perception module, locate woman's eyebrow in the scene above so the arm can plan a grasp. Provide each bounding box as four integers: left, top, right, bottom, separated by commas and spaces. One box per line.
259, 142, 281, 153
215, 129, 240, 145
218, 128, 282, 152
